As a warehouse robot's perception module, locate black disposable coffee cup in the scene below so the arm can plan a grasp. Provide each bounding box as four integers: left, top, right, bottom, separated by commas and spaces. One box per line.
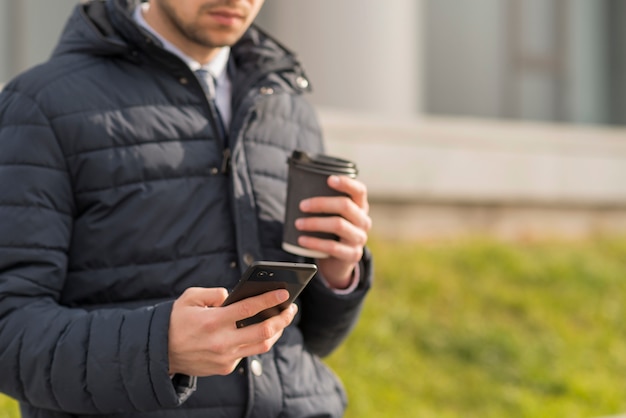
283, 150, 358, 258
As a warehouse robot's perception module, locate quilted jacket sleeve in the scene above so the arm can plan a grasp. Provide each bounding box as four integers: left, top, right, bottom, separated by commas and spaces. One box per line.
0, 88, 190, 414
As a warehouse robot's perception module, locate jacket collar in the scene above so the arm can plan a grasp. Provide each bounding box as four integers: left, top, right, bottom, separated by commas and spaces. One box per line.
52, 0, 311, 94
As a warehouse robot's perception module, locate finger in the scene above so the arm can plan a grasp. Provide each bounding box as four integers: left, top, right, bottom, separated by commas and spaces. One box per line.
297, 235, 363, 264
197, 291, 292, 355
327, 175, 369, 213
236, 330, 284, 359
299, 197, 372, 232
179, 287, 229, 307
182, 301, 293, 365
296, 215, 369, 246
232, 304, 298, 357
221, 289, 290, 325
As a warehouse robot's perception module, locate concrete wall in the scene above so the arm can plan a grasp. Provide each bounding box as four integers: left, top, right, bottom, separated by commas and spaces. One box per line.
319, 108, 626, 240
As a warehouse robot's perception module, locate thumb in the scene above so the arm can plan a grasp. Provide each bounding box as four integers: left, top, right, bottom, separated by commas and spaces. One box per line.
178, 287, 229, 308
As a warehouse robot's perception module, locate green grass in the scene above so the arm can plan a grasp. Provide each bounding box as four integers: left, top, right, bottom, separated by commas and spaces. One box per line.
326, 236, 626, 418
2, 236, 625, 417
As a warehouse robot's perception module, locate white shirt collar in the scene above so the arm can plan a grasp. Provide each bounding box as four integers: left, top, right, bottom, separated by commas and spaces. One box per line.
133, 3, 230, 84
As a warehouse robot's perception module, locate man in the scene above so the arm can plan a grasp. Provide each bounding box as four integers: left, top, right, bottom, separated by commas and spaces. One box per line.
0, 0, 373, 417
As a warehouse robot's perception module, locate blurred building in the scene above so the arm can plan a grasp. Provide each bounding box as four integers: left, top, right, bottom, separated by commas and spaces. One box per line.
423, 0, 626, 126
1, 0, 626, 239
258, 0, 626, 126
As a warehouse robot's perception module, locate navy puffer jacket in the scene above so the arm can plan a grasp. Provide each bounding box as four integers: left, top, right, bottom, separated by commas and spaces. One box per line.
0, 1, 372, 417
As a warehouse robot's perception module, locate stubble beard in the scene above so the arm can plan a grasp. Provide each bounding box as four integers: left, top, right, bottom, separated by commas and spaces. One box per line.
159, 1, 231, 49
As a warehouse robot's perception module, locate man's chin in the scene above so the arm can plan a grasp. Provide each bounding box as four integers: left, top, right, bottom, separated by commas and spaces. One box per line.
195, 30, 246, 48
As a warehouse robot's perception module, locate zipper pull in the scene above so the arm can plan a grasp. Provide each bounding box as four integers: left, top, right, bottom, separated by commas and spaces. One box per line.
221, 148, 231, 174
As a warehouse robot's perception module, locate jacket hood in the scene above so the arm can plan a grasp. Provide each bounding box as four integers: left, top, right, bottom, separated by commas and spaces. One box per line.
52, 0, 132, 58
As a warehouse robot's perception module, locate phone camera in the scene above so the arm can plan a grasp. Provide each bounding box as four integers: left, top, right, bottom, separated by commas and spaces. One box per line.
257, 271, 274, 278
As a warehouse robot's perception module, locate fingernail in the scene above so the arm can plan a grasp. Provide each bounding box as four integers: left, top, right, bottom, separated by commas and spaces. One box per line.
295, 219, 304, 229
329, 175, 340, 185
277, 289, 290, 302
290, 304, 299, 314
299, 200, 310, 211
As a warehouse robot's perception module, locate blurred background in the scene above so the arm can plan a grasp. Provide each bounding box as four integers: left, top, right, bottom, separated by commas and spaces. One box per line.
1, 1, 626, 417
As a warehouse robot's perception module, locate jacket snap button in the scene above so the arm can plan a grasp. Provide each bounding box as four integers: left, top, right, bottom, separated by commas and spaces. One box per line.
250, 359, 263, 377
210, 167, 219, 175
296, 76, 309, 89
179, 77, 189, 85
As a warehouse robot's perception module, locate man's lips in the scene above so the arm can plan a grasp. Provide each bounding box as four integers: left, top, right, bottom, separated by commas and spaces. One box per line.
207, 9, 245, 25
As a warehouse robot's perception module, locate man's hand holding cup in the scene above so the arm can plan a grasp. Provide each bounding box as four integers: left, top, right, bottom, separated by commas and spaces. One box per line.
282, 151, 372, 289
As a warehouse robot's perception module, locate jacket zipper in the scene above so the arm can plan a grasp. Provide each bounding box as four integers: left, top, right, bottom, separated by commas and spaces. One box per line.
189, 71, 231, 174
205, 96, 231, 174
221, 148, 231, 174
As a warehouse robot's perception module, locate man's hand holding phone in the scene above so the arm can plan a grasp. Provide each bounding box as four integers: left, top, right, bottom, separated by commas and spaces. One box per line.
167, 261, 316, 377
167, 286, 298, 377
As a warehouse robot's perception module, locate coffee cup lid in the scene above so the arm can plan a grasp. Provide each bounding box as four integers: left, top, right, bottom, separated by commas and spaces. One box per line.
289, 150, 358, 177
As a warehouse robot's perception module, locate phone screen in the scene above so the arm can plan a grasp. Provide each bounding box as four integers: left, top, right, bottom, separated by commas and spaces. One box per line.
222, 261, 317, 327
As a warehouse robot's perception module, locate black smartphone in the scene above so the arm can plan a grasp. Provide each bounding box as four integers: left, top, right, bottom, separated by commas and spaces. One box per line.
222, 261, 318, 328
